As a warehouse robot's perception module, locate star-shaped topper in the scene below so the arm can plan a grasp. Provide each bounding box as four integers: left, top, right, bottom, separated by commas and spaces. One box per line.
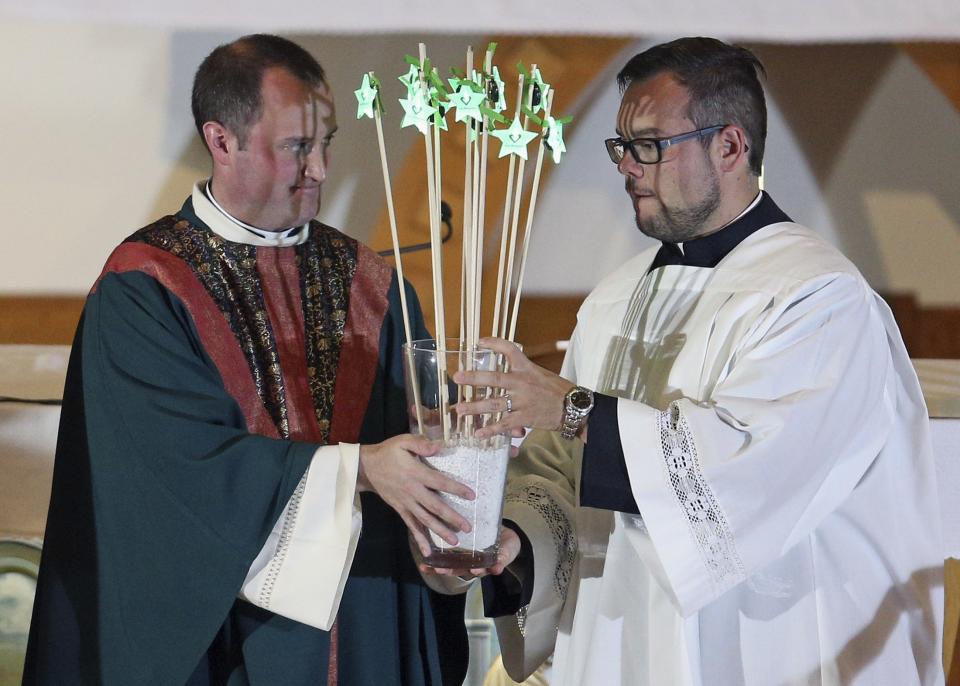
491, 117, 538, 160
452, 83, 485, 123
354, 74, 378, 120
543, 115, 567, 164
398, 64, 421, 98
488, 66, 507, 113
429, 88, 450, 131
530, 67, 551, 114
399, 86, 437, 136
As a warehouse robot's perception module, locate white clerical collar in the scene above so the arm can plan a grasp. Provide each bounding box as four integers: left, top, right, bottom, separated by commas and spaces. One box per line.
191, 181, 310, 247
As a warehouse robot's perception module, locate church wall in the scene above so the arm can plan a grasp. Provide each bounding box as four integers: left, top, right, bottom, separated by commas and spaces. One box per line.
0, 21, 957, 309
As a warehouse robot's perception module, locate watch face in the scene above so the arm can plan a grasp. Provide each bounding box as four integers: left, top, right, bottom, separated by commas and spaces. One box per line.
569, 388, 593, 411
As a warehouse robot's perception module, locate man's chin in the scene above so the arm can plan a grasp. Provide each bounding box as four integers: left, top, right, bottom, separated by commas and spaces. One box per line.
634, 213, 665, 240
291, 196, 322, 227
635, 217, 686, 243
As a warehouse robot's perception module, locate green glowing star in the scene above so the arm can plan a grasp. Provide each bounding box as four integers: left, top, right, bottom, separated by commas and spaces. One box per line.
431, 99, 449, 132
398, 64, 421, 98
530, 67, 551, 114
354, 74, 378, 120
426, 84, 451, 131
488, 66, 507, 113
452, 83, 485, 124
399, 86, 437, 135
491, 116, 538, 160
543, 115, 567, 163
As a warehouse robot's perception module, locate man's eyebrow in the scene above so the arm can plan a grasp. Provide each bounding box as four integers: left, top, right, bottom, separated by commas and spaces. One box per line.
621, 127, 662, 139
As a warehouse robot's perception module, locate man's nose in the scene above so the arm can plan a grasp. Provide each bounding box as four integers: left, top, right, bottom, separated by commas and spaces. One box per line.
617, 154, 643, 178
303, 146, 326, 182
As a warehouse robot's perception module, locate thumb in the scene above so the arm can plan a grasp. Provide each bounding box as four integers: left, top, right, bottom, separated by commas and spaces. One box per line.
403, 434, 442, 457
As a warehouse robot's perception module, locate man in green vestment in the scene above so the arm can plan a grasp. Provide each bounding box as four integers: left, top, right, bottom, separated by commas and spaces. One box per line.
24, 34, 471, 685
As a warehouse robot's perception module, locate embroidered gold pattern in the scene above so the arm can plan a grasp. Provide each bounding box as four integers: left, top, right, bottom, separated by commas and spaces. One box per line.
296, 226, 358, 443
129, 217, 359, 443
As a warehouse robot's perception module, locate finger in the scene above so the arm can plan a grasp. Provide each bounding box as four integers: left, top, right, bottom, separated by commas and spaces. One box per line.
414, 504, 461, 547
454, 397, 504, 418
453, 399, 483, 417
402, 515, 433, 558
473, 419, 516, 440
509, 426, 526, 438
414, 492, 472, 539
403, 435, 442, 457
452, 369, 505, 389
418, 563, 443, 575
477, 337, 526, 366
419, 466, 476, 501
418, 489, 472, 533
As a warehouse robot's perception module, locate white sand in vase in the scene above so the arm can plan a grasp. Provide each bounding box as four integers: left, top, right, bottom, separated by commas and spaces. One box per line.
422, 440, 509, 566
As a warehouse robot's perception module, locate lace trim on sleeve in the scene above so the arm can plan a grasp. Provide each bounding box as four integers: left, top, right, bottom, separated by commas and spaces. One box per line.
258, 467, 309, 609
658, 402, 746, 593
505, 484, 577, 602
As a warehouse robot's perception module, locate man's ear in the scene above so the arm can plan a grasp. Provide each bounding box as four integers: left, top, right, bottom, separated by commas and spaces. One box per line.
202, 122, 234, 166
713, 125, 749, 173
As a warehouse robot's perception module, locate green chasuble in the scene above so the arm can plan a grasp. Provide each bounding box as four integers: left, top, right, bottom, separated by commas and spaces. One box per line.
23, 198, 467, 685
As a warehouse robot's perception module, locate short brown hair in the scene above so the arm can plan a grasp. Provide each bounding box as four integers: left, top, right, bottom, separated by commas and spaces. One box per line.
618, 37, 767, 175
191, 34, 326, 150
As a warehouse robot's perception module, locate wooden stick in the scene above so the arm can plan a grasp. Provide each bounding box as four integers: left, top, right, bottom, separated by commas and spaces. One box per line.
471, 135, 483, 347
372, 73, 423, 433
474, 46, 495, 349
490, 73, 525, 339
498, 68, 537, 339
419, 43, 450, 441
508, 90, 553, 343
461, 48, 475, 356
460, 48, 476, 436
461, 49, 475, 353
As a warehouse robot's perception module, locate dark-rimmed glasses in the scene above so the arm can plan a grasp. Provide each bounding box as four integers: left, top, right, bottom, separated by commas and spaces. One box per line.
604, 125, 726, 165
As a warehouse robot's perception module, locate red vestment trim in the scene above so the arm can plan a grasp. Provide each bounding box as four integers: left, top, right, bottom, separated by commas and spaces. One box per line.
256, 246, 323, 443
328, 242, 393, 445
95, 242, 280, 439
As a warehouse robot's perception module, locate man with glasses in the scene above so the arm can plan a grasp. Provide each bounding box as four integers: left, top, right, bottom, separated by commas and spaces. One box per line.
447, 37, 944, 685
24, 34, 470, 685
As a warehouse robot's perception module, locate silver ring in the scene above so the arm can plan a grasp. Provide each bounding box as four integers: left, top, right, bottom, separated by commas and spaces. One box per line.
504, 394, 513, 413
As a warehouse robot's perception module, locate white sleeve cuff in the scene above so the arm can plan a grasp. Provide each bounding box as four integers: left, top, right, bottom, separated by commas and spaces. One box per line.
239, 443, 362, 630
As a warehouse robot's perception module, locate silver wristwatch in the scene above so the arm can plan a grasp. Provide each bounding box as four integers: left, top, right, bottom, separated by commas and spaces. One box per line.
560, 386, 595, 441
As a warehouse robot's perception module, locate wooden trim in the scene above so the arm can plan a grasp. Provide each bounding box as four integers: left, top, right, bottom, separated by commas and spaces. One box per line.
0, 296, 85, 345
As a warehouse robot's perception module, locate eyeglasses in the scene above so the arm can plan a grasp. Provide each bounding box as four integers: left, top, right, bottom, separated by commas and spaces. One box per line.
604, 125, 726, 165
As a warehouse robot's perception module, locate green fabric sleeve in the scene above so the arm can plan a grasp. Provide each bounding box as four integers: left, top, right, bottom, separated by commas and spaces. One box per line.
76, 269, 316, 682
